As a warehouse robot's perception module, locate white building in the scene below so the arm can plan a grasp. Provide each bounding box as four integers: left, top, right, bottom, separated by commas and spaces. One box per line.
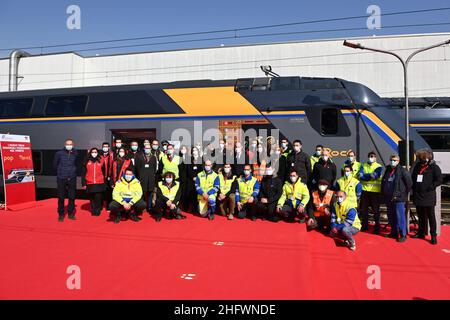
1, 32, 449, 97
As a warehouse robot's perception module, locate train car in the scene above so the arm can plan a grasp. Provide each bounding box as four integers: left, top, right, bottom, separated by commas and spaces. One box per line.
0, 76, 430, 198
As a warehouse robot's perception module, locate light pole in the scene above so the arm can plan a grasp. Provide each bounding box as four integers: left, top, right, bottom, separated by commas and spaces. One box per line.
343, 39, 450, 170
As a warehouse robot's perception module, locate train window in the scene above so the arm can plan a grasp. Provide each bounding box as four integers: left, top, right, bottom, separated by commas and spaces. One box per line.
419, 132, 450, 151
270, 77, 300, 90
235, 78, 253, 91
45, 95, 87, 116
32, 151, 43, 174
0, 98, 33, 118
321, 108, 339, 135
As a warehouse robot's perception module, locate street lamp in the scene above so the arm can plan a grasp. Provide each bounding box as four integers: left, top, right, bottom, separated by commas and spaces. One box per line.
343, 39, 450, 170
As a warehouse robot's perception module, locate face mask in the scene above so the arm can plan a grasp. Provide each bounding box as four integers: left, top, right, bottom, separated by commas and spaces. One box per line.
319, 185, 327, 192
167, 149, 173, 155
344, 171, 351, 178
323, 156, 329, 162
294, 146, 301, 152
290, 176, 297, 183
102, 147, 109, 153
163, 145, 168, 151
391, 160, 398, 167
224, 167, 231, 174
244, 170, 251, 176
337, 197, 344, 204
204, 165, 212, 172
119, 152, 125, 158
165, 178, 173, 184
220, 143, 225, 149
251, 143, 257, 148
257, 148, 263, 153
369, 157, 376, 163
348, 156, 354, 162
266, 170, 273, 176
420, 158, 428, 164
144, 148, 151, 154
235, 148, 241, 153
193, 152, 199, 157
65, 145, 73, 151
124, 175, 133, 182
275, 150, 281, 156
316, 150, 322, 156
131, 145, 138, 151
181, 149, 187, 155
91, 153, 98, 158
116, 143, 122, 149
152, 145, 159, 150
281, 143, 287, 149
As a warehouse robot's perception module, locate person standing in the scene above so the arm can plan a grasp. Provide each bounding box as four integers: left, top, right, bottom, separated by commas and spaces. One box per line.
195, 159, 220, 220
311, 149, 336, 189
310, 144, 324, 170
233, 142, 246, 177
185, 147, 203, 213
342, 150, 361, 178
358, 151, 383, 234
100, 142, 114, 211
286, 140, 311, 184
53, 139, 78, 222
178, 145, 189, 210
381, 155, 412, 242
411, 150, 443, 245
135, 144, 157, 213
160, 144, 181, 180
256, 166, 283, 222
128, 140, 140, 167
82, 148, 106, 216
110, 148, 132, 187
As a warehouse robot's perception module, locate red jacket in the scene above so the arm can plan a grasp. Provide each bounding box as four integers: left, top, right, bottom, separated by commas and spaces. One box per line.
111, 158, 131, 185
84, 158, 105, 186
101, 151, 114, 181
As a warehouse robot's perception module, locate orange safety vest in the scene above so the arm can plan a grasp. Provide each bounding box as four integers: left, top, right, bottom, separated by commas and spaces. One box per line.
312, 190, 334, 217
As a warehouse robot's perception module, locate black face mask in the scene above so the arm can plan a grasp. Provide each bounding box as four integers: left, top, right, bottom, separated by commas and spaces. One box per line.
420, 159, 428, 164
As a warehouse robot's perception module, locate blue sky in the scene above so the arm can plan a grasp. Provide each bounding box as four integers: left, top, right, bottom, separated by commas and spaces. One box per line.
0, 0, 449, 57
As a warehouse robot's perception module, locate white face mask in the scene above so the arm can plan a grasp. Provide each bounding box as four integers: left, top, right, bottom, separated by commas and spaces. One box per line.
124, 175, 133, 181
369, 157, 376, 163
204, 165, 212, 172
91, 153, 98, 158
224, 167, 231, 174
115, 143, 122, 149
337, 197, 344, 204
344, 171, 351, 177
266, 170, 274, 176
281, 143, 287, 149
244, 170, 251, 176
131, 145, 138, 151
219, 143, 225, 149
391, 160, 398, 167
163, 145, 168, 151
65, 145, 73, 151
167, 149, 173, 155
152, 145, 159, 150
102, 147, 109, 153
294, 146, 301, 152
257, 147, 263, 153
318, 185, 327, 192
193, 152, 199, 157
290, 176, 297, 183
251, 143, 257, 148
316, 150, 322, 156
275, 150, 281, 156
235, 148, 241, 153
348, 156, 354, 162
323, 156, 329, 162
165, 178, 173, 184
144, 148, 151, 154
181, 149, 187, 155
119, 152, 125, 158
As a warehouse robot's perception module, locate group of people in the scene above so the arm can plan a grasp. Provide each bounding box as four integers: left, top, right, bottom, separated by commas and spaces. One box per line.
53, 137, 443, 251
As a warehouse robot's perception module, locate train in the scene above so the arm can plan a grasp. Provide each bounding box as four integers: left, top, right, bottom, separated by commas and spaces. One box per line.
0, 75, 447, 198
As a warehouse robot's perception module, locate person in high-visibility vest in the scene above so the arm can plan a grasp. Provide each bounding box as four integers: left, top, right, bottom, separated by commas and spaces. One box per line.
276, 170, 310, 222
195, 159, 220, 220
217, 163, 237, 220
310, 144, 324, 170
334, 165, 362, 209
306, 180, 334, 231
358, 151, 383, 234
341, 149, 361, 178
154, 171, 185, 222
160, 144, 181, 179
109, 168, 146, 224
330, 190, 361, 251
235, 164, 260, 220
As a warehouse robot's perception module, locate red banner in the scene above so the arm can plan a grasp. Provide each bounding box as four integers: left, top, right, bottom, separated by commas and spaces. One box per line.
0, 134, 36, 208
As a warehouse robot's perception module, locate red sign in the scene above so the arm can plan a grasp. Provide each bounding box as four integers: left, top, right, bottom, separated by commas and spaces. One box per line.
0, 134, 36, 208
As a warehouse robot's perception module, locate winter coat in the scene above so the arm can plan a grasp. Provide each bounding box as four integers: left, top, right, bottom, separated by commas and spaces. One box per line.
411, 160, 443, 207
381, 165, 412, 203
53, 148, 78, 179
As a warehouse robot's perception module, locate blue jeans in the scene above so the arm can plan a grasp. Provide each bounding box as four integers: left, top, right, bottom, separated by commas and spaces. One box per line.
386, 200, 406, 237
340, 226, 359, 246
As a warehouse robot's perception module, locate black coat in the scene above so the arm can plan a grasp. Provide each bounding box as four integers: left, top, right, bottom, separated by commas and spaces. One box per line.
258, 176, 283, 205
53, 148, 78, 179
381, 165, 412, 202
286, 150, 311, 183
134, 152, 157, 193
312, 159, 337, 187
411, 160, 442, 207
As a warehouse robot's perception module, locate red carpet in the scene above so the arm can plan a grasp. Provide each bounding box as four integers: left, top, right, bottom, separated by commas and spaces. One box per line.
0, 199, 449, 300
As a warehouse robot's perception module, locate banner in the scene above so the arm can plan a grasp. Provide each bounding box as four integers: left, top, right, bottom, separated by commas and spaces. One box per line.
0, 134, 36, 209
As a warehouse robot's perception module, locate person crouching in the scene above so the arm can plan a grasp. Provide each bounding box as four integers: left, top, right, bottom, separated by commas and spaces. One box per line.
109, 168, 146, 223
154, 171, 185, 222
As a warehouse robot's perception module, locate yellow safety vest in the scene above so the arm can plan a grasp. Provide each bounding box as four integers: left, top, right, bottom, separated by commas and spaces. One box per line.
158, 181, 180, 202
342, 161, 361, 178
278, 179, 310, 208
237, 176, 258, 204
310, 155, 321, 169
161, 154, 180, 179
219, 174, 236, 194
196, 171, 219, 199
337, 176, 360, 209
334, 199, 361, 230
361, 162, 382, 193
